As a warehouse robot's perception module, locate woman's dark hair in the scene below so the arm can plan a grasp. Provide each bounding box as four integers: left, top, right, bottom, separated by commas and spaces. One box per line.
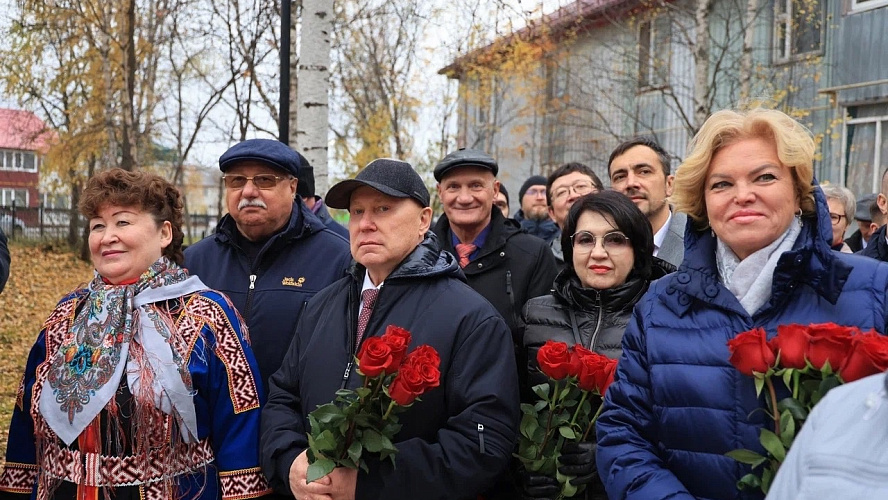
561, 190, 654, 281
79, 168, 185, 265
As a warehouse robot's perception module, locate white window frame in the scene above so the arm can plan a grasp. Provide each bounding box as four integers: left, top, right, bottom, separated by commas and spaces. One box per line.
638, 18, 671, 90
0, 188, 29, 207
773, 0, 823, 64
850, 0, 888, 13
840, 112, 888, 193
0, 149, 38, 173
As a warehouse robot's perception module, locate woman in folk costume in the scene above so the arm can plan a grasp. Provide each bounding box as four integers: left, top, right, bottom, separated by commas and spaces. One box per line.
0, 169, 271, 500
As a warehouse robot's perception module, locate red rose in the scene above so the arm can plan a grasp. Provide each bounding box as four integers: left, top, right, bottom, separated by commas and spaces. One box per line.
389, 363, 426, 405
571, 345, 594, 379
601, 359, 618, 395
408, 345, 441, 369
727, 328, 776, 376
807, 323, 857, 371
537, 340, 573, 380
771, 324, 810, 369
382, 325, 412, 372
839, 333, 888, 382
403, 345, 441, 390
357, 337, 394, 378
574, 349, 611, 392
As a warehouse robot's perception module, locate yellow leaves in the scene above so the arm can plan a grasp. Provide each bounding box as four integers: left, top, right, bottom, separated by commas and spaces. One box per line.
0, 244, 92, 460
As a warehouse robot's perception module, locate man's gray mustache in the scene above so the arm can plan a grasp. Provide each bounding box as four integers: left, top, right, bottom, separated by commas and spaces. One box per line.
238, 198, 267, 210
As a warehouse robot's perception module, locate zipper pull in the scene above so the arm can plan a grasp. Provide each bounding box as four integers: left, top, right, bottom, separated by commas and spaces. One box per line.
477, 423, 486, 454
342, 362, 353, 381
249, 274, 256, 290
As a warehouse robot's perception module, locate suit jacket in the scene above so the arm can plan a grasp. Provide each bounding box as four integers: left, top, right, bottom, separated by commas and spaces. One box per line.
656, 210, 687, 268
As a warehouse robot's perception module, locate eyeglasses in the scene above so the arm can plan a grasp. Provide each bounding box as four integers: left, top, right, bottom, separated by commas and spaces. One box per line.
525, 188, 547, 198
222, 174, 290, 189
829, 212, 846, 225
552, 181, 596, 201
570, 230, 631, 253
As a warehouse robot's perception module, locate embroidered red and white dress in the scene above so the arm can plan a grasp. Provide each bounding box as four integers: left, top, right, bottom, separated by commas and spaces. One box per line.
0, 284, 271, 500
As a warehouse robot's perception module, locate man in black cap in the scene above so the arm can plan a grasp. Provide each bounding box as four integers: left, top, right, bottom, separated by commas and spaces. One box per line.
297, 162, 349, 238
184, 138, 351, 395
845, 193, 878, 252
261, 158, 519, 500
432, 148, 557, 368
495, 183, 510, 218
514, 175, 560, 242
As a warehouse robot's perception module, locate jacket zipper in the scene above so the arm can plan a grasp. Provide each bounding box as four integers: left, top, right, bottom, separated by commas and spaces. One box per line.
342, 283, 383, 388
477, 423, 486, 454
588, 291, 603, 350
243, 272, 258, 321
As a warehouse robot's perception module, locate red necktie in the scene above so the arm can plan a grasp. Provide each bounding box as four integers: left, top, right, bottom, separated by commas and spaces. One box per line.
456, 243, 477, 268
357, 288, 379, 346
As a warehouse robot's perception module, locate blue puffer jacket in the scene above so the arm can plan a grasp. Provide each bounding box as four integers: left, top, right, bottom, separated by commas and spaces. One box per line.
596, 186, 888, 500
184, 200, 351, 391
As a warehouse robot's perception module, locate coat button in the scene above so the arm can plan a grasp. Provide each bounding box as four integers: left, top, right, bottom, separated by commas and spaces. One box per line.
666, 286, 676, 295
704, 285, 719, 297
500, 252, 505, 257
678, 294, 691, 306
794, 255, 803, 265
676, 273, 691, 284
477, 263, 483, 269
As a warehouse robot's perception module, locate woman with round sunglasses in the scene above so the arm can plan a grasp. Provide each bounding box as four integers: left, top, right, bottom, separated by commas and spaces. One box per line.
518, 191, 675, 500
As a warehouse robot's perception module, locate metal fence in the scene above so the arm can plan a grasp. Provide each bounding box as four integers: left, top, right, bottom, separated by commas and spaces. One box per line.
0, 203, 220, 244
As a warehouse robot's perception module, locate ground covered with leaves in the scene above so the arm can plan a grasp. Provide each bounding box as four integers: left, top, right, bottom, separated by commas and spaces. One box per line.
0, 243, 92, 461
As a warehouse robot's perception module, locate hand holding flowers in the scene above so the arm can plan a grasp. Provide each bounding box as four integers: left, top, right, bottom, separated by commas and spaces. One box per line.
305, 325, 440, 482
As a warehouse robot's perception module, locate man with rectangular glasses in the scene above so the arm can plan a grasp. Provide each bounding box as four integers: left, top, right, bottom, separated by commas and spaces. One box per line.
184, 139, 351, 406
545, 162, 603, 266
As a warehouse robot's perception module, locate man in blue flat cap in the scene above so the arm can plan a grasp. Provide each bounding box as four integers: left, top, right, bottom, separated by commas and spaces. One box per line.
185, 139, 351, 396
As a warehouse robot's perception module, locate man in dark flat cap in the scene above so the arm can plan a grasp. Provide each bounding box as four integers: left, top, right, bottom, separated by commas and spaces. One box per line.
845, 193, 878, 252
185, 139, 351, 395
261, 158, 519, 500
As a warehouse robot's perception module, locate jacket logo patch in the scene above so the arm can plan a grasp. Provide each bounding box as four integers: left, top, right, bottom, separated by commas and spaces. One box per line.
282, 277, 305, 287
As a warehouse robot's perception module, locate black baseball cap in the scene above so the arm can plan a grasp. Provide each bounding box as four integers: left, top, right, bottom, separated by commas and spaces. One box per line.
433, 148, 498, 181
219, 139, 305, 177
326, 158, 430, 209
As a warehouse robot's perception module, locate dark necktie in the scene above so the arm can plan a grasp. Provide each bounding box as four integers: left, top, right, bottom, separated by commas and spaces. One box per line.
455, 243, 477, 268
357, 288, 379, 346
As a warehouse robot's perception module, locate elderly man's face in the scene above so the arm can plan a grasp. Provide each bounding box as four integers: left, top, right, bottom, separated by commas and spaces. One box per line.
859, 219, 875, 241
224, 161, 297, 241
348, 186, 431, 284
437, 167, 498, 230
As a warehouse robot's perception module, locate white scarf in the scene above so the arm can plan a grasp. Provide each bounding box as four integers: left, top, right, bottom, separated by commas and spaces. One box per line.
716, 217, 802, 315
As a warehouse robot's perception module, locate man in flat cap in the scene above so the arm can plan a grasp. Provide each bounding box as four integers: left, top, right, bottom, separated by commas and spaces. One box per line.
185, 139, 351, 395
845, 193, 878, 252
432, 148, 557, 366
260, 158, 519, 500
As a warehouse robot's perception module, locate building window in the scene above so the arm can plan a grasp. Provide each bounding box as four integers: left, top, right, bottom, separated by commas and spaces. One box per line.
843, 105, 888, 197
0, 188, 29, 206
546, 59, 568, 102
851, 0, 888, 12
638, 18, 671, 89
0, 149, 38, 172
774, 0, 823, 63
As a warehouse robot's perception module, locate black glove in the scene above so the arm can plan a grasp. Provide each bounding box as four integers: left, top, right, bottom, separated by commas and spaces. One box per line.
519, 469, 560, 500
558, 441, 598, 486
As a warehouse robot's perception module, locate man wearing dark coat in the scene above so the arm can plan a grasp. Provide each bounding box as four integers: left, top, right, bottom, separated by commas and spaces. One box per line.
260, 158, 519, 500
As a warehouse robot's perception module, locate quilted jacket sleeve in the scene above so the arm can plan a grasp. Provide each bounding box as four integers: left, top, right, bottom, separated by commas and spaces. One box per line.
595, 305, 695, 500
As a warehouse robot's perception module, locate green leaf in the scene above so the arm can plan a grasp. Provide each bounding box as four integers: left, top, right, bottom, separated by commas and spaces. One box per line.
347, 440, 363, 463
779, 411, 796, 448
776, 397, 808, 421
306, 459, 336, 483
362, 429, 385, 453
313, 430, 339, 453
759, 429, 786, 462
311, 404, 347, 425
762, 464, 775, 494
520, 403, 538, 416
782, 368, 793, 390
521, 415, 540, 441
725, 449, 767, 468
754, 376, 765, 397
818, 375, 842, 400
532, 383, 551, 401
558, 426, 576, 439
355, 387, 371, 399
556, 468, 578, 498
534, 400, 548, 411
736, 472, 762, 491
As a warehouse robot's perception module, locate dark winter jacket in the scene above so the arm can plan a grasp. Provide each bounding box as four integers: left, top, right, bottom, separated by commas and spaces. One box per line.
858, 223, 888, 261
844, 228, 865, 253
0, 227, 8, 293
433, 209, 559, 340
260, 233, 520, 500
597, 186, 888, 500
514, 209, 560, 243
183, 199, 351, 390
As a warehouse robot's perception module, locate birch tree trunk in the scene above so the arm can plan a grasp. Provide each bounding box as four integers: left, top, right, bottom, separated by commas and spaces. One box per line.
693, 0, 714, 131
289, 0, 300, 146
297, 0, 331, 193
740, 0, 758, 99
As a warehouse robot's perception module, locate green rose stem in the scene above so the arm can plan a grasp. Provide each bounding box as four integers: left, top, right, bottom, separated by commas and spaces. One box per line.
581, 400, 604, 442
569, 390, 590, 429
536, 379, 561, 460
382, 399, 397, 420
765, 376, 780, 438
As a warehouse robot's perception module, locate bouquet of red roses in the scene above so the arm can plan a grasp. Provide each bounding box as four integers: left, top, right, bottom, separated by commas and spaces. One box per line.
726, 322, 888, 494
306, 325, 441, 482
515, 340, 618, 499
